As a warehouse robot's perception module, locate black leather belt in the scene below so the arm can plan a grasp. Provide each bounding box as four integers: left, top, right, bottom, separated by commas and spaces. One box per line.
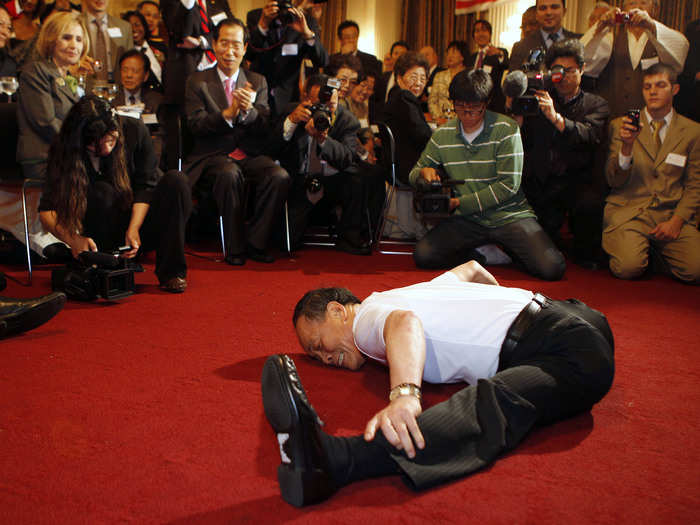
500, 293, 548, 361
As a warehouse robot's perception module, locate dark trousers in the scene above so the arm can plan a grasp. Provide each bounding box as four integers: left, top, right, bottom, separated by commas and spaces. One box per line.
371, 298, 615, 490
83, 170, 191, 282
413, 216, 566, 281
194, 155, 290, 255
286, 168, 369, 247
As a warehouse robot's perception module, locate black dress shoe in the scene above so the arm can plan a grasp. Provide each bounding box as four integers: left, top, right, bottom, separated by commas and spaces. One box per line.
225, 254, 246, 266
247, 244, 275, 263
0, 292, 66, 338
335, 236, 371, 256
261, 354, 337, 507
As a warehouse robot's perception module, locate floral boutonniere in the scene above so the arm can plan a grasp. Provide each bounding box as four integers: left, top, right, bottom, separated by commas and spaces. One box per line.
55, 77, 65, 88
64, 75, 79, 94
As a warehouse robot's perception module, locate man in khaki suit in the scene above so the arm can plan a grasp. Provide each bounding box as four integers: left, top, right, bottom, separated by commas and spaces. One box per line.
603, 63, 700, 283
81, 0, 133, 84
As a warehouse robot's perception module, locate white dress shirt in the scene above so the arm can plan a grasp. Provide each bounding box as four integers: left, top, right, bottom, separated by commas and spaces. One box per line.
135, 41, 162, 83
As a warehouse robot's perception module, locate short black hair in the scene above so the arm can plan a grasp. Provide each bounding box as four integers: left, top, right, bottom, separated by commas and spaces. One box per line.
545, 38, 585, 68
327, 54, 363, 77
304, 73, 330, 96
337, 20, 359, 39
393, 51, 428, 78
643, 62, 679, 84
118, 48, 151, 73
137, 1, 159, 10
449, 69, 493, 103
390, 40, 410, 55
446, 40, 470, 65
121, 10, 151, 41
293, 288, 361, 326
473, 19, 492, 36
536, 0, 566, 8
212, 17, 249, 44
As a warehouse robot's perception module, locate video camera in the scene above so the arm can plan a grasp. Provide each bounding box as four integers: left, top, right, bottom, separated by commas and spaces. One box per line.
414, 167, 465, 220
503, 48, 565, 116
51, 247, 136, 301
277, 0, 329, 25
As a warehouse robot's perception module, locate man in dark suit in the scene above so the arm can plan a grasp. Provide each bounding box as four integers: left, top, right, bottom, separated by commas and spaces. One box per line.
80, 0, 134, 83
508, 0, 581, 72
418, 45, 443, 112
373, 40, 409, 117
274, 74, 371, 254
260, 259, 614, 507
160, 0, 234, 103
184, 18, 290, 265
468, 19, 508, 113
328, 20, 382, 79
246, 1, 328, 116
114, 50, 163, 113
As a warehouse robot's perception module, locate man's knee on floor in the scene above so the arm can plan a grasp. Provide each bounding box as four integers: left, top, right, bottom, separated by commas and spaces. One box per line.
413, 239, 445, 269
534, 249, 566, 281
668, 256, 700, 285
608, 252, 646, 280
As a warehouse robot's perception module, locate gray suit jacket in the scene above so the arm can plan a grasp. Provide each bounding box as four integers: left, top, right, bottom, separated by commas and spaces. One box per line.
80, 13, 134, 81
184, 67, 270, 185
604, 110, 700, 232
508, 29, 581, 71
16, 58, 81, 178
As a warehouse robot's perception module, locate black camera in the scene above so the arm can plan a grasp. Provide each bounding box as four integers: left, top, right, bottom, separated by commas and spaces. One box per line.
308, 77, 341, 133
304, 173, 323, 194
413, 168, 464, 220
277, 0, 328, 25
510, 48, 565, 116
51, 248, 135, 301
626, 108, 641, 130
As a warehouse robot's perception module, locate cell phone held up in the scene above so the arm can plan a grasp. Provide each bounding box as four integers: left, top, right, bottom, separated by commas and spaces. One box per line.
626, 109, 641, 131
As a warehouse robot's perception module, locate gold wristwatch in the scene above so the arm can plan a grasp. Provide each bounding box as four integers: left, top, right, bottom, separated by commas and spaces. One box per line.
389, 383, 422, 402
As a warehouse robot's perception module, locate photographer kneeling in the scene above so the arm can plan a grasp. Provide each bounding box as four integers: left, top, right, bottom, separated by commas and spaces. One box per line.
39, 95, 192, 294
276, 74, 371, 255
517, 39, 610, 269
411, 70, 565, 281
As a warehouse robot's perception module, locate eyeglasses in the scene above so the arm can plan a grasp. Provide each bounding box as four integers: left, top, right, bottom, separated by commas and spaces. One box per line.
561, 67, 580, 76
337, 76, 358, 86
453, 102, 485, 116
404, 73, 427, 86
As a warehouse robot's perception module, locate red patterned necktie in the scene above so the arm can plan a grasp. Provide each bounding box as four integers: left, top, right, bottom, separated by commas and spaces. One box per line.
476, 50, 484, 69
197, 0, 217, 64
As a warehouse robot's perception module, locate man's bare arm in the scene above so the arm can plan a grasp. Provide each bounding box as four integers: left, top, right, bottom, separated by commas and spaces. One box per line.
364, 310, 426, 458
449, 260, 499, 285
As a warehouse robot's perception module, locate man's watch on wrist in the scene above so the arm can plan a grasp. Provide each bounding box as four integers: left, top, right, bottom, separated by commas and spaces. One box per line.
389, 383, 422, 402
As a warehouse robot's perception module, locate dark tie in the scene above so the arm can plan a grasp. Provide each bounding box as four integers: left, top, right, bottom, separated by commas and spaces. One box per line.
129, 94, 136, 105
548, 32, 559, 47
197, 0, 217, 64
93, 19, 108, 81
475, 50, 484, 69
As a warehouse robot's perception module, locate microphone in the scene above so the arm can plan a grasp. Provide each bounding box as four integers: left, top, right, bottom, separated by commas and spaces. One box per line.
502, 70, 528, 99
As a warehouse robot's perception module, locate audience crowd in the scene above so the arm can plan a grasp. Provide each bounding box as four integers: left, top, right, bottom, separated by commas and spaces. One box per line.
0, 0, 697, 292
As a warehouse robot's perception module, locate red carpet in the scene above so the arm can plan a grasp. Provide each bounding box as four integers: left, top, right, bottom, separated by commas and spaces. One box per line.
1, 249, 699, 524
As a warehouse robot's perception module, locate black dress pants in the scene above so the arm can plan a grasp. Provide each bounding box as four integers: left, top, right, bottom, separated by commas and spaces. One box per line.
372, 298, 615, 490
83, 170, 191, 282
195, 155, 290, 255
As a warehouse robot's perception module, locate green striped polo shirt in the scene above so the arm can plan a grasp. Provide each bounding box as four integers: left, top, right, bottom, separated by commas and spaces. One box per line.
409, 111, 535, 228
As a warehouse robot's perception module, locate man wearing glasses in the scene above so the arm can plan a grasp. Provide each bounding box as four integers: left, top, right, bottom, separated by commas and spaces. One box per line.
518, 39, 610, 270
410, 69, 566, 281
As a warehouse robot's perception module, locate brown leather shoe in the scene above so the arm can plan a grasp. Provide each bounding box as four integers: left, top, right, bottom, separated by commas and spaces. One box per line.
160, 276, 187, 293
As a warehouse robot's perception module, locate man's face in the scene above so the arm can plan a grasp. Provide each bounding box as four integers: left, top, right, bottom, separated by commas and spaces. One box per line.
536, 0, 565, 32
127, 14, 145, 46
623, 0, 655, 15
454, 101, 486, 133
418, 46, 438, 68
139, 3, 160, 34
120, 55, 147, 92
473, 22, 491, 48
295, 307, 366, 371
521, 10, 539, 37
308, 84, 339, 114
339, 26, 358, 51
83, 0, 108, 16
335, 66, 358, 99
214, 25, 247, 76
391, 44, 408, 62
551, 56, 582, 99
642, 73, 679, 114
0, 10, 11, 48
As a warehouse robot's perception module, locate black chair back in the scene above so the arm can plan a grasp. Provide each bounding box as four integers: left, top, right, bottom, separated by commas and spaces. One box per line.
372, 121, 396, 187
0, 102, 21, 181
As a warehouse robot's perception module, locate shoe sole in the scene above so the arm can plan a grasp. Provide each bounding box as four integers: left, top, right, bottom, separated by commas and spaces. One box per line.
261, 355, 333, 507
2, 292, 66, 338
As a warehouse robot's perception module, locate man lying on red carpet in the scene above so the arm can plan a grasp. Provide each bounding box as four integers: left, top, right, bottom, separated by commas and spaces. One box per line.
261, 260, 615, 507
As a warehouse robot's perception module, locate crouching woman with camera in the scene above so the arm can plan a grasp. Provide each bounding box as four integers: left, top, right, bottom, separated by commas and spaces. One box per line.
39, 95, 192, 293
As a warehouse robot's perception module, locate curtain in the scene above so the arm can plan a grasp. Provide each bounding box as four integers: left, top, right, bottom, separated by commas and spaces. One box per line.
317, 0, 348, 54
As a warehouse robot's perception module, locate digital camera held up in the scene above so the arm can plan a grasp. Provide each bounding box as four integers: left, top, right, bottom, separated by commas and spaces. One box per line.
503, 48, 565, 116
413, 167, 465, 220
308, 77, 341, 133
51, 247, 136, 301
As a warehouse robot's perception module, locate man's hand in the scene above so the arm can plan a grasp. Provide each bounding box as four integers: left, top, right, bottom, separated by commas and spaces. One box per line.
619, 115, 642, 156
364, 395, 424, 458
595, 7, 618, 34
233, 82, 255, 112
289, 102, 312, 124
628, 8, 655, 33
69, 235, 98, 259
222, 96, 241, 121
420, 167, 440, 182
449, 197, 460, 211
650, 216, 684, 241
535, 90, 557, 122
177, 36, 201, 49
288, 7, 314, 39
123, 228, 141, 259
304, 116, 328, 143
260, 1, 279, 30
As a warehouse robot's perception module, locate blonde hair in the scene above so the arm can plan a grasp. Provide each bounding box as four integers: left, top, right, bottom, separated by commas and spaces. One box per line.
36, 11, 89, 61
